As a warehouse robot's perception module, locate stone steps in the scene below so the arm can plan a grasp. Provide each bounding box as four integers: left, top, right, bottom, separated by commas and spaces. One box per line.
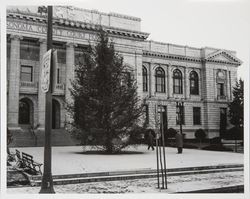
9, 129, 78, 147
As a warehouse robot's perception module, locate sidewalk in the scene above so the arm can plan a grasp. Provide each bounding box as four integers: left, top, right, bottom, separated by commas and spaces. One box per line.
11, 145, 244, 175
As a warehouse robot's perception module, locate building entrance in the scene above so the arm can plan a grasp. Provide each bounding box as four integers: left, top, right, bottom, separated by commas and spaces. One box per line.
18, 98, 33, 125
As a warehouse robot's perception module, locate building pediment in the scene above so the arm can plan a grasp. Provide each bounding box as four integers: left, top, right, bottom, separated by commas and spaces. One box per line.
205, 50, 242, 65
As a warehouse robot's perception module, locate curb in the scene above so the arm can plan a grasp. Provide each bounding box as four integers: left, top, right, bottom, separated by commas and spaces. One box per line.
24, 164, 243, 187
31, 163, 244, 181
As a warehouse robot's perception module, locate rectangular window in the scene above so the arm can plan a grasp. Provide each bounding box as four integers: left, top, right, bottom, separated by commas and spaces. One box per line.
190, 80, 199, 95
193, 107, 201, 125
176, 105, 185, 125
20, 42, 39, 61
174, 79, 182, 94
143, 76, 148, 91
217, 83, 225, 96
57, 68, 61, 84
57, 50, 66, 64
156, 77, 165, 93
20, 65, 33, 82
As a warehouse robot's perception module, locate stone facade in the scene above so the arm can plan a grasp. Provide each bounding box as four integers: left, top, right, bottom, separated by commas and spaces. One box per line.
6, 6, 242, 143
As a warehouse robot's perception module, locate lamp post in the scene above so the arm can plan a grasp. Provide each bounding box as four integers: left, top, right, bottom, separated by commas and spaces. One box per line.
39, 6, 55, 194
159, 104, 167, 189
176, 101, 184, 135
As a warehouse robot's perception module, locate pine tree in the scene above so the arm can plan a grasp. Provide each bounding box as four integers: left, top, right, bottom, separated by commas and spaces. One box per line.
68, 30, 143, 153
229, 79, 244, 128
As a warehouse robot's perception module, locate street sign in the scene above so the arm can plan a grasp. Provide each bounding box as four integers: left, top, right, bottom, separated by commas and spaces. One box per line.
41, 49, 52, 93
52, 50, 58, 93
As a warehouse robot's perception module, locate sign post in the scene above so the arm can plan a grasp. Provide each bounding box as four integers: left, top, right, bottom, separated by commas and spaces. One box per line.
39, 6, 55, 194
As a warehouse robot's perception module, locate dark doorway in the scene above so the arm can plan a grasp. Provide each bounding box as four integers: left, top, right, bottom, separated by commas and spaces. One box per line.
19, 98, 33, 125
52, 99, 61, 129
220, 108, 227, 138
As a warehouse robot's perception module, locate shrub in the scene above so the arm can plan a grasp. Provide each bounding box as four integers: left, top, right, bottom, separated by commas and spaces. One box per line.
128, 125, 147, 144
195, 129, 206, 140
210, 137, 221, 145
194, 129, 206, 149
202, 145, 233, 152
224, 126, 243, 140
165, 128, 177, 138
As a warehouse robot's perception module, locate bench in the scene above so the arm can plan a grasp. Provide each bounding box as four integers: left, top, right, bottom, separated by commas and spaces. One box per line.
221, 139, 243, 152
21, 152, 43, 175
15, 149, 24, 168
221, 139, 243, 146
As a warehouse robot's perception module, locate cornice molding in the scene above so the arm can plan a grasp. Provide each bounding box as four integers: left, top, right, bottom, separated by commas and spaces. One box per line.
143, 50, 202, 63
143, 50, 241, 66
205, 50, 242, 66
7, 12, 149, 40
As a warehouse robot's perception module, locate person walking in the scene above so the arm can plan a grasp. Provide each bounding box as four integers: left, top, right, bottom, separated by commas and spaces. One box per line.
147, 130, 155, 151
175, 131, 183, 154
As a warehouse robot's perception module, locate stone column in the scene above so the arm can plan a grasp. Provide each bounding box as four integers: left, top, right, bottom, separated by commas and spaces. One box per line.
37, 39, 47, 130
167, 65, 170, 98
65, 42, 76, 124
135, 50, 143, 98
8, 35, 22, 129
184, 68, 190, 99
184, 68, 189, 99
226, 70, 231, 101
148, 63, 152, 97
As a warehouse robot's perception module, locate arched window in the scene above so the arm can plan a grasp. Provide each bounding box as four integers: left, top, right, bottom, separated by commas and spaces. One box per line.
155, 67, 165, 93
190, 71, 199, 95
142, 66, 148, 92
173, 69, 183, 94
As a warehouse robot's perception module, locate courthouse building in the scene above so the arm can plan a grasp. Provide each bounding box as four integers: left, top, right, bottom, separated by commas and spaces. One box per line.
7, 6, 242, 146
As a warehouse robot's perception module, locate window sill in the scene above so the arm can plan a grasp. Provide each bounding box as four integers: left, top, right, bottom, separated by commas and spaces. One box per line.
217, 96, 227, 100
190, 94, 200, 96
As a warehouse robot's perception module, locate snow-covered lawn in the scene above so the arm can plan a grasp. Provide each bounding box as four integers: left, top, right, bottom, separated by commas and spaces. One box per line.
10, 145, 244, 175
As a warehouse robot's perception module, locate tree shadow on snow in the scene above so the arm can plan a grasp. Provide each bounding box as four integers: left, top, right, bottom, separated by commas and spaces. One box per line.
73, 150, 145, 155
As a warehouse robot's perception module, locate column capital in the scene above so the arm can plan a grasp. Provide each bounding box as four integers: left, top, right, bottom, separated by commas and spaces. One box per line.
66, 42, 77, 48
39, 38, 47, 44
10, 34, 23, 41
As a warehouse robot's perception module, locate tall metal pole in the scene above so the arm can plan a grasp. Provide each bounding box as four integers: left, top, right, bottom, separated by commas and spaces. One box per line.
160, 105, 167, 189
158, 136, 164, 188
157, 104, 164, 189
155, 104, 160, 188
39, 6, 55, 194
156, 134, 160, 188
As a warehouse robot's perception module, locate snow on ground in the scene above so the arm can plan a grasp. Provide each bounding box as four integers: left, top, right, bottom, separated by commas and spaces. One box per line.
7, 171, 243, 194
11, 145, 244, 175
